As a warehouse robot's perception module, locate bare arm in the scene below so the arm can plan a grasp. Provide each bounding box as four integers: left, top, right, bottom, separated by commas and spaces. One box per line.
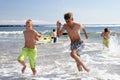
111, 30, 120, 34
35, 30, 42, 41
101, 32, 104, 37
56, 21, 65, 37
81, 24, 88, 39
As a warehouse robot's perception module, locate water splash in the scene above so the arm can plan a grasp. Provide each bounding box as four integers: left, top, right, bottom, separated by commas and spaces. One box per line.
109, 34, 120, 56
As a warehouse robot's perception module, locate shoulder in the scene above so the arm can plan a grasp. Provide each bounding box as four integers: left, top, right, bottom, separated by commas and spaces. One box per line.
23, 30, 26, 34
73, 22, 82, 26
74, 22, 80, 25
32, 30, 41, 36
31, 29, 38, 33
30, 30, 39, 35
74, 22, 84, 28
101, 32, 104, 35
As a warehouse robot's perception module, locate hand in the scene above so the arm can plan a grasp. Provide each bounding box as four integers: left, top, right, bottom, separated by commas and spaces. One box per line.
84, 31, 88, 39
56, 21, 61, 29
86, 35, 88, 39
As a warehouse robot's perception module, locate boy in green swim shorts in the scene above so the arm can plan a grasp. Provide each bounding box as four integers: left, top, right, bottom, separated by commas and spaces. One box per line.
101, 28, 110, 48
103, 39, 109, 48
17, 19, 41, 75
101, 28, 120, 48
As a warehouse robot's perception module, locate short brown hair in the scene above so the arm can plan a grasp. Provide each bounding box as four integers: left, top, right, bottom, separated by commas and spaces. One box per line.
64, 12, 73, 20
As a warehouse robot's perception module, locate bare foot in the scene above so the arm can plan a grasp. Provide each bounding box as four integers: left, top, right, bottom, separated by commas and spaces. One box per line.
33, 71, 37, 76
21, 65, 26, 73
31, 68, 37, 76
77, 64, 83, 71
85, 68, 90, 72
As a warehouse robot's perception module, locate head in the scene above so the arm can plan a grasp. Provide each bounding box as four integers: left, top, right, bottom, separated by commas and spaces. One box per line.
53, 29, 55, 32
26, 19, 33, 30
64, 12, 73, 24
104, 28, 109, 32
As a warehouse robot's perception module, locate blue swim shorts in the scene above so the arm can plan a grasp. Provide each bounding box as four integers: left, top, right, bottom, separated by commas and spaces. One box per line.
70, 40, 85, 51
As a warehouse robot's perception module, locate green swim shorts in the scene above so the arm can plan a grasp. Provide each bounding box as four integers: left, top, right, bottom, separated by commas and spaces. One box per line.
103, 39, 109, 47
17, 48, 37, 68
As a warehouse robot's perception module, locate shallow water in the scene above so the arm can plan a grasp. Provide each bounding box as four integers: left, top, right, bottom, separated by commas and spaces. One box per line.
0, 25, 120, 80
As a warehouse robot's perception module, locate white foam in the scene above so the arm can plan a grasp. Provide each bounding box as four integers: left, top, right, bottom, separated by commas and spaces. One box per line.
0, 31, 23, 34
0, 32, 120, 80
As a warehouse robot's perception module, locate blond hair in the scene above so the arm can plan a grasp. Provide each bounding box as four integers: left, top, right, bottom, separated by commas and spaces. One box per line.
26, 19, 33, 26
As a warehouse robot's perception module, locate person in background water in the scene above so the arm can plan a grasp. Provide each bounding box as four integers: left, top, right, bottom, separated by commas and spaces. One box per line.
101, 28, 110, 48
56, 12, 90, 72
101, 28, 120, 48
51, 29, 57, 43
17, 19, 41, 75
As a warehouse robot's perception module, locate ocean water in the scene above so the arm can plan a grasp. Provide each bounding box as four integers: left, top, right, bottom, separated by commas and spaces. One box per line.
0, 24, 120, 80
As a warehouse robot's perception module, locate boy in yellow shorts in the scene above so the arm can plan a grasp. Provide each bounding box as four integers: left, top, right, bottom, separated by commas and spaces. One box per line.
17, 19, 41, 75
101, 28, 110, 48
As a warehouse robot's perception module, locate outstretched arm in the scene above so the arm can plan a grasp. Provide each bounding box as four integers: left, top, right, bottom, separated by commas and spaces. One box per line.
111, 30, 120, 34
56, 21, 65, 37
101, 32, 103, 37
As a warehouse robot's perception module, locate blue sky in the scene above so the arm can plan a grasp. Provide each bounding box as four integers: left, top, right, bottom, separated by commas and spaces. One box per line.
0, 0, 120, 24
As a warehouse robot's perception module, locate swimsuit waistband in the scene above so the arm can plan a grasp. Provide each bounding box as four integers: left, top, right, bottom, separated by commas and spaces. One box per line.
23, 48, 37, 50
71, 40, 83, 45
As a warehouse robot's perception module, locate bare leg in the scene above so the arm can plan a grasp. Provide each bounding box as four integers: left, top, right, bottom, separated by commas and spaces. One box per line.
71, 50, 90, 72
18, 60, 27, 73
76, 51, 83, 71
31, 68, 37, 75
76, 62, 83, 71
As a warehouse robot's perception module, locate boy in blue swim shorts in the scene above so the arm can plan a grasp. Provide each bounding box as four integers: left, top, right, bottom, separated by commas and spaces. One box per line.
51, 29, 57, 43
17, 19, 41, 75
71, 40, 85, 55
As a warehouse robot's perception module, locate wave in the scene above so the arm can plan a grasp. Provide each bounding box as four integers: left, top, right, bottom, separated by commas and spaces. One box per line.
85, 24, 120, 27
0, 31, 23, 34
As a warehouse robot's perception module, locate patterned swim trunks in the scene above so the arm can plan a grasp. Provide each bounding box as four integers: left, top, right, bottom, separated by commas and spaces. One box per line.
71, 40, 85, 52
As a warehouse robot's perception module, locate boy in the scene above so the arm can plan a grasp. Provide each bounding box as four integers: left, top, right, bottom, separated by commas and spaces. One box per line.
56, 12, 90, 72
17, 19, 41, 75
101, 28, 110, 48
51, 29, 57, 43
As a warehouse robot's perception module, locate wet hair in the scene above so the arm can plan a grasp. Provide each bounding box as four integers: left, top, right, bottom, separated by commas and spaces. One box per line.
53, 29, 55, 32
104, 28, 109, 32
26, 19, 33, 25
64, 12, 73, 20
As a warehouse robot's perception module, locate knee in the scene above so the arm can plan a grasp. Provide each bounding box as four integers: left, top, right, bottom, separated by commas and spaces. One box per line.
18, 59, 23, 63
18, 60, 23, 63
70, 52, 76, 58
18, 60, 20, 62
